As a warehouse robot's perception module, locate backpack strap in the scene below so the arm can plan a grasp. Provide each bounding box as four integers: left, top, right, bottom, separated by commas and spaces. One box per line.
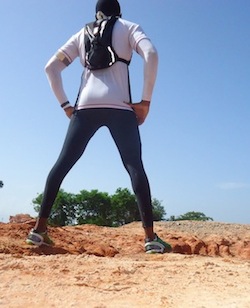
117, 57, 130, 65
127, 66, 132, 103
84, 16, 131, 67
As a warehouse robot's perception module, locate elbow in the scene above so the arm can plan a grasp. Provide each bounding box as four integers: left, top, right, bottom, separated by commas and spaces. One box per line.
44, 63, 50, 77
44, 55, 58, 75
149, 46, 158, 59
147, 47, 158, 65
44, 59, 60, 79
44, 56, 65, 78
44, 61, 52, 76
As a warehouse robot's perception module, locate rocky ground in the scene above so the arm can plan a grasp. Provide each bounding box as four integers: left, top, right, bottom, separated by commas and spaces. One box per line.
0, 217, 249, 307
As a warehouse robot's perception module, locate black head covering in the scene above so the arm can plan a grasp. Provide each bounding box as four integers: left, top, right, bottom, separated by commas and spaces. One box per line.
95, 0, 121, 16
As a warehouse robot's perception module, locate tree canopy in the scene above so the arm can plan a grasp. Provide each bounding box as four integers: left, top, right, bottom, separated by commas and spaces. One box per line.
32, 188, 166, 227
32, 189, 213, 226
168, 211, 213, 221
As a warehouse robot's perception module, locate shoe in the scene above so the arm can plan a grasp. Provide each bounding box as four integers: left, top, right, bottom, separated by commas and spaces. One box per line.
26, 228, 54, 246
145, 233, 172, 254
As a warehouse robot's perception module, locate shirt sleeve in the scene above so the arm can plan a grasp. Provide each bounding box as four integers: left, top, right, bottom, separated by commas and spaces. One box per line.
57, 30, 83, 64
136, 39, 158, 101
128, 23, 148, 52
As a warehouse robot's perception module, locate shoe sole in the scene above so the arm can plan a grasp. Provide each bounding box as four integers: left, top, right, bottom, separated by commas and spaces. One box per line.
26, 239, 52, 247
146, 250, 164, 254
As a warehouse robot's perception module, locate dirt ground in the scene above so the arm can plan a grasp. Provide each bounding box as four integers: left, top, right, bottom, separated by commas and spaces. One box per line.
0, 219, 250, 308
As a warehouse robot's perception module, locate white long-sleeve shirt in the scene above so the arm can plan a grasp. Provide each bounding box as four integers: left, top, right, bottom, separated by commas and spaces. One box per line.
45, 18, 158, 110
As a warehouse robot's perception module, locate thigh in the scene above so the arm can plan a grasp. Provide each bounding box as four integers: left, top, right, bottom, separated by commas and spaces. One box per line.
108, 110, 142, 164
57, 110, 101, 165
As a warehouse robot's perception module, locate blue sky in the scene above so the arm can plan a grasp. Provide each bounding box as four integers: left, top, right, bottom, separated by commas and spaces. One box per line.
0, 0, 249, 224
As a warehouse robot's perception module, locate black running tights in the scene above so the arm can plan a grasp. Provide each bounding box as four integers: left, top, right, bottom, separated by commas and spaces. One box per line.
39, 108, 153, 228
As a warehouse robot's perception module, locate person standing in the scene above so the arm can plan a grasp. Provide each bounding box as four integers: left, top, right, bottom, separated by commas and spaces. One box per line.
26, 0, 172, 254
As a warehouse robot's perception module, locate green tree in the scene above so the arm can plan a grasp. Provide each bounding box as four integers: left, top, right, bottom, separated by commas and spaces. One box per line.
33, 189, 76, 226
168, 215, 176, 221
111, 188, 166, 226
152, 198, 166, 221
33, 187, 166, 227
75, 189, 112, 226
169, 211, 213, 221
110, 188, 140, 226
0, 181, 3, 188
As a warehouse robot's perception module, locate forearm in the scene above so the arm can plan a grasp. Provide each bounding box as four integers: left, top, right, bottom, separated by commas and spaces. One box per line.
137, 39, 158, 102
44, 55, 69, 104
